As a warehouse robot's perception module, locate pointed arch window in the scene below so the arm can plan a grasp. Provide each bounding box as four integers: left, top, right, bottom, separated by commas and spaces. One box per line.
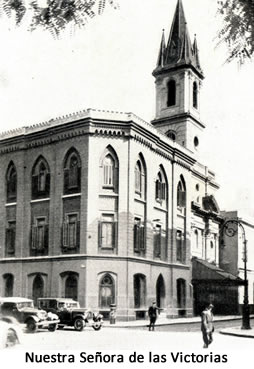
99, 274, 115, 308
167, 80, 176, 107
155, 171, 166, 202
103, 155, 114, 187
193, 81, 198, 109
177, 177, 186, 208
32, 157, 50, 199
6, 163, 17, 203
64, 149, 81, 194
100, 147, 119, 192
134, 158, 146, 198
134, 274, 146, 308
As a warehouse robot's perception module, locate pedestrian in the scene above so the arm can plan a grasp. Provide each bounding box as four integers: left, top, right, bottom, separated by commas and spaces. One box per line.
201, 303, 214, 348
148, 301, 159, 331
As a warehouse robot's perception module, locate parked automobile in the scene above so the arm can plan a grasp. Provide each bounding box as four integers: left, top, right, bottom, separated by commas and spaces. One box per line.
0, 297, 59, 333
37, 298, 103, 331
0, 316, 22, 349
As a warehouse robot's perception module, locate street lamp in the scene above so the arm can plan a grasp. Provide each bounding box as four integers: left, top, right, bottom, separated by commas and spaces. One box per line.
221, 219, 251, 330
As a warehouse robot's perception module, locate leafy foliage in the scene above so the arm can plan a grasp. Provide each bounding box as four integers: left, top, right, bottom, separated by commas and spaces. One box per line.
0, 0, 119, 36
217, 0, 254, 64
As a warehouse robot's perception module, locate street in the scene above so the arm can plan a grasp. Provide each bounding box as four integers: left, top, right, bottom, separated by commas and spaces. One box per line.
18, 326, 253, 351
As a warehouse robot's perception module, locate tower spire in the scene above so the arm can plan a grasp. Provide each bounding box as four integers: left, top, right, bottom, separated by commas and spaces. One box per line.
156, 29, 166, 67
154, 0, 203, 78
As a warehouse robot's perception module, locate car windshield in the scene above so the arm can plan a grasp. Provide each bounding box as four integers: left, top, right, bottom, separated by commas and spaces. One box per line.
17, 301, 34, 309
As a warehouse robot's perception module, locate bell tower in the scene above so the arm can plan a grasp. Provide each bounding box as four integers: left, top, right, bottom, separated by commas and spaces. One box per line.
152, 0, 205, 152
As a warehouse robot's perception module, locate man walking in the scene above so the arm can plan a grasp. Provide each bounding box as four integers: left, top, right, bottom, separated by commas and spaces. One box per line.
201, 303, 214, 348
148, 301, 159, 331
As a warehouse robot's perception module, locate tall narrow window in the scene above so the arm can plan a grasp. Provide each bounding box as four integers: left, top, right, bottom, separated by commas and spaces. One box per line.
176, 230, 185, 263
31, 217, 48, 255
98, 214, 117, 249
167, 80, 176, 107
38, 162, 47, 192
134, 274, 146, 308
99, 274, 115, 308
4, 274, 14, 297
177, 278, 186, 316
135, 161, 142, 194
6, 221, 16, 256
134, 218, 145, 252
63, 149, 81, 194
194, 229, 199, 249
6, 162, 17, 203
32, 157, 50, 199
65, 274, 78, 301
193, 81, 198, 109
155, 172, 166, 202
32, 274, 44, 306
103, 155, 114, 187
62, 214, 80, 250
154, 225, 162, 258
134, 156, 146, 199
177, 177, 186, 208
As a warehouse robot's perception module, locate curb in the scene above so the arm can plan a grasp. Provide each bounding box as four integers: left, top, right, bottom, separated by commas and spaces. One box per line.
220, 330, 254, 339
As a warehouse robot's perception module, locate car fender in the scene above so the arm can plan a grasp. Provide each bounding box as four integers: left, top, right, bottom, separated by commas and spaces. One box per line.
74, 314, 86, 321
24, 315, 39, 324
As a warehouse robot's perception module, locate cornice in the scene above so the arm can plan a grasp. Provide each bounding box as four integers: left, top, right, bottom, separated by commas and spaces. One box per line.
0, 254, 190, 269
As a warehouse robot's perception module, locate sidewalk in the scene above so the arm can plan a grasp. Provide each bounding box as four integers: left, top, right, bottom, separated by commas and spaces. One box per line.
220, 326, 254, 339
104, 315, 253, 328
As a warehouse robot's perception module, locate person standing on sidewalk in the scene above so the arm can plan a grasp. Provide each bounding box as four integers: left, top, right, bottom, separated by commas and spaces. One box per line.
201, 303, 214, 348
148, 301, 160, 331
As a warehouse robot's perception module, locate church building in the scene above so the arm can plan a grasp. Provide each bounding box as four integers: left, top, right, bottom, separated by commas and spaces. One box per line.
0, 0, 225, 320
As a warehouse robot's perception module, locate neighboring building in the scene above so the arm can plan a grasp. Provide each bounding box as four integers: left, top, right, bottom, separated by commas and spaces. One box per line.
220, 211, 254, 314
0, 0, 223, 320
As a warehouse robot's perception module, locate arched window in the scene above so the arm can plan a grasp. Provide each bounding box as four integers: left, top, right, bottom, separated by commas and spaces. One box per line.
103, 155, 114, 187
99, 274, 115, 308
177, 176, 186, 208
100, 146, 119, 192
155, 170, 167, 203
166, 130, 176, 141
32, 156, 50, 199
3, 274, 14, 297
177, 278, 186, 316
135, 161, 142, 194
167, 80, 176, 107
6, 162, 17, 203
156, 274, 166, 309
193, 81, 198, 109
134, 274, 146, 308
64, 149, 81, 194
65, 274, 78, 301
32, 274, 44, 306
134, 156, 146, 198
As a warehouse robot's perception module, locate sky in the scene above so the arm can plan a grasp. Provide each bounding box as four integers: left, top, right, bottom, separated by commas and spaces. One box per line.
0, 0, 253, 216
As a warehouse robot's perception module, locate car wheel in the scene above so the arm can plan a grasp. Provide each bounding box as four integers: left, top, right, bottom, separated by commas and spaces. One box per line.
48, 324, 57, 332
74, 318, 84, 331
92, 323, 102, 331
26, 319, 38, 333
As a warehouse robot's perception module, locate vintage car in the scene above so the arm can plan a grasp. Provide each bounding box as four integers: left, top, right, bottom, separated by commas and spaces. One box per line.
0, 297, 59, 333
0, 316, 22, 349
37, 297, 103, 331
